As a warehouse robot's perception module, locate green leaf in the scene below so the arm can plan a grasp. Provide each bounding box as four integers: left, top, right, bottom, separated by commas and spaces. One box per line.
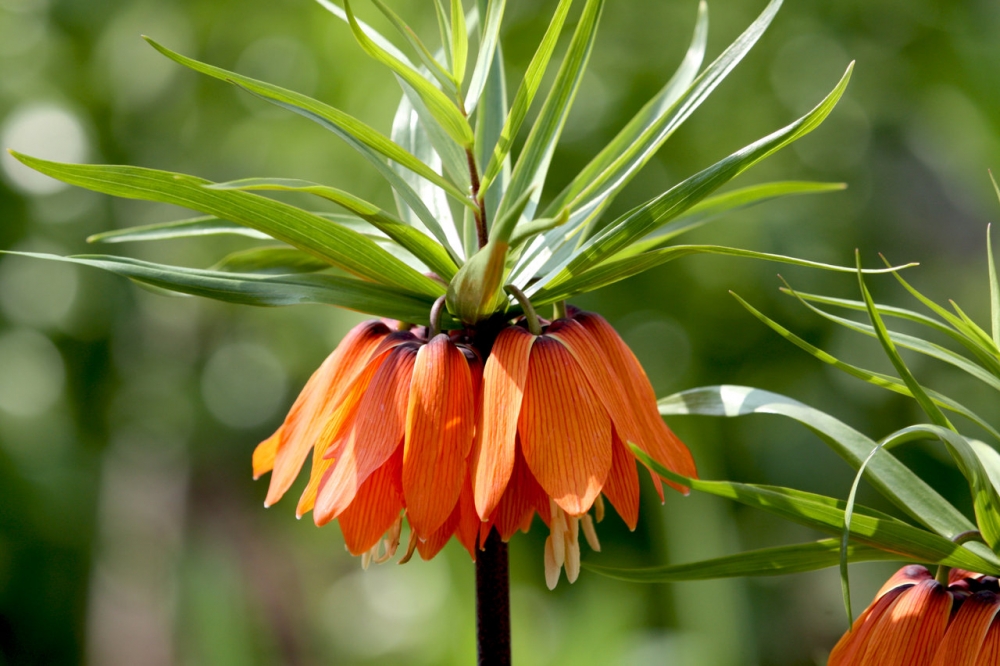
451, 0, 468, 85
630, 445, 1000, 575
988, 224, 1000, 349
12, 153, 445, 298
343, 0, 474, 147
478, 0, 574, 192
778, 288, 1000, 378
87, 216, 272, 243
621, 181, 846, 255
395, 77, 471, 188
3, 252, 442, 323
315, 0, 416, 66
370, 0, 457, 92
208, 177, 458, 280
142, 37, 467, 204
493, 0, 604, 226
532, 244, 911, 306
585, 539, 901, 583
730, 291, 1000, 442
782, 279, 1000, 397
465, 0, 506, 113
473, 30, 509, 225
530, 62, 854, 298
857, 254, 954, 431
509, 209, 570, 249
658, 385, 980, 543
542, 0, 710, 229
878, 425, 1000, 555
434, 0, 453, 70
212, 246, 334, 274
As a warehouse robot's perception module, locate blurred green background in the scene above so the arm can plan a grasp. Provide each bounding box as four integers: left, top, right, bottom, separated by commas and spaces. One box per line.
1, 0, 999, 663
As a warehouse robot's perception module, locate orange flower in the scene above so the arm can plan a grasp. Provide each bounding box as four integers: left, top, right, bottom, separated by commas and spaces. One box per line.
829, 565, 1000, 665
253, 311, 698, 584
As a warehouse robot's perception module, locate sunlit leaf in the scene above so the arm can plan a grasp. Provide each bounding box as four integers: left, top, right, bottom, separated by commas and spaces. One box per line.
658, 385, 982, 543
343, 0, 474, 147
12, 153, 445, 298
465, 0, 505, 113
370, 0, 457, 92
586, 539, 901, 583
530, 62, 854, 297
88, 216, 272, 243
451, 0, 468, 85
212, 246, 334, 275
630, 445, 1000, 574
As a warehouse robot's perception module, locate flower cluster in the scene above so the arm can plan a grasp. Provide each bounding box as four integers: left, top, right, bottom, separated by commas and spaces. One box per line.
829, 565, 1000, 664
253, 310, 696, 586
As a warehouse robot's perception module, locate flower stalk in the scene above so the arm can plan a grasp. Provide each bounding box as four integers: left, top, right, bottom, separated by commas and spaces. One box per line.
475, 528, 511, 666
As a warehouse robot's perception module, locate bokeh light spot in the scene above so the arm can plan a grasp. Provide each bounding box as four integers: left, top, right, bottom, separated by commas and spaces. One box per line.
1, 103, 89, 195
201, 343, 287, 429
0, 328, 65, 417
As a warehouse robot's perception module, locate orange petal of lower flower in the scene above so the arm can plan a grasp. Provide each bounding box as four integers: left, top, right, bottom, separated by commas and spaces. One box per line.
491, 441, 550, 540
856, 579, 952, 666
253, 426, 282, 479
456, 476, 481, 560
415, 502, 461, 561
471, 326, 535, 520
313, 344, 418, 526
828, 584, 912, 666
930, 591, 1000, 666
263, 321, 389, 507
518, 336, 612, 516
573, 311, 697, 496
601, 430, 640, 530
338, 446, 404, 555
977, 619, 1000, 665
404, 335, 476, 537
877, 564, 933, 599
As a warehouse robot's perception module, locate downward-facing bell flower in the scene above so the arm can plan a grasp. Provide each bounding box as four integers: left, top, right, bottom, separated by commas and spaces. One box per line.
253, 309, 698, 585
829, 565, 1000, 665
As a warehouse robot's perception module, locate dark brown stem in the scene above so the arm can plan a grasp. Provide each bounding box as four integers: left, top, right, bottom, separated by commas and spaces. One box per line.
467, 148, 489, 249
476, 528, 511, 666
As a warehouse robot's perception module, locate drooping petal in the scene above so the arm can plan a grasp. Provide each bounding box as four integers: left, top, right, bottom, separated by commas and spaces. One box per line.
977, 619, 1000, 665
828, 584, 913, 666
601, 430, 641, 530
930, 591, 1000, 666
404, 334, 476, 538
313, 344, 418, 526
337, 445, 404, 555
264, 321, 390, 507
856, 579, 952, 666
878, 564, 934, 598
253, 426, 282, 480
455, 475, 481, 560
518, 336, 612, 516
471, 326, 535, 520
573, 311, 697, 496
490, 440, 551, 541
415, 503, 461, 561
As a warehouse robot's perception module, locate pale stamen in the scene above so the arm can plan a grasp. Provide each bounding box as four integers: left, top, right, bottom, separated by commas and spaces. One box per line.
594, 495, 605, 523
581, 513, 601, 552
398, 527, 419, 565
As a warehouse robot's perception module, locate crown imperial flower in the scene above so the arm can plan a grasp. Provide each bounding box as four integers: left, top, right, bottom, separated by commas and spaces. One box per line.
829, 565, 1000, 665
253, 310, 697, 584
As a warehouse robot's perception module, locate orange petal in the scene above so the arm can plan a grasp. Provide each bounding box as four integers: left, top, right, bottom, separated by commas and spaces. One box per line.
471, 326, 535, 520
518, 336, 612, 516
264, 321, 390, 507
253, 426, 282, 479
930, 591, 1000, 666
856, 579, 952, 666
490, 441, 551, 541
977, 619, 1000, 665
877, 564, 933, 598
601, 430, 640, 530
296, 337, 412, 517
455, 475, 481, 560
313, 344, 418, 526
573, 311, 697, 496
403, 334, 476, 537
415, 503, 461, 561
828, 584, 912, 666
338, 445, 404, 555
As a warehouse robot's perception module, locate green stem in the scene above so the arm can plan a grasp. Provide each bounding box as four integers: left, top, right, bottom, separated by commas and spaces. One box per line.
505, 285, 542, 335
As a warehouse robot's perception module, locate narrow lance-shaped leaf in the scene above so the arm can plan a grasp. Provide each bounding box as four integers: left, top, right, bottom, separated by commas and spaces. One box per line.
473, 12, 509, 225
478, 0, 574, 193
370, 0, 457, 93
465, 0, 506, 113
142, 37, 467, 204
343, 0, 474, 147
621, 181, 846, 256
394, 77, 470, 188
493, 0, 604, 226
88, 216, 272, 243
532, 244, 912, 306
658, 385, 982, 544
531, 62, 854, 297
212, 246, 334, 275
1, 252, 442, 323
451, 0, 468, 86
730, 291, 1000, 443
629, 445, 1000, 575
209, 177, 459, 280
586, 539, 902, 584
988, 223, 1000, 348
11, 153, 445, 298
